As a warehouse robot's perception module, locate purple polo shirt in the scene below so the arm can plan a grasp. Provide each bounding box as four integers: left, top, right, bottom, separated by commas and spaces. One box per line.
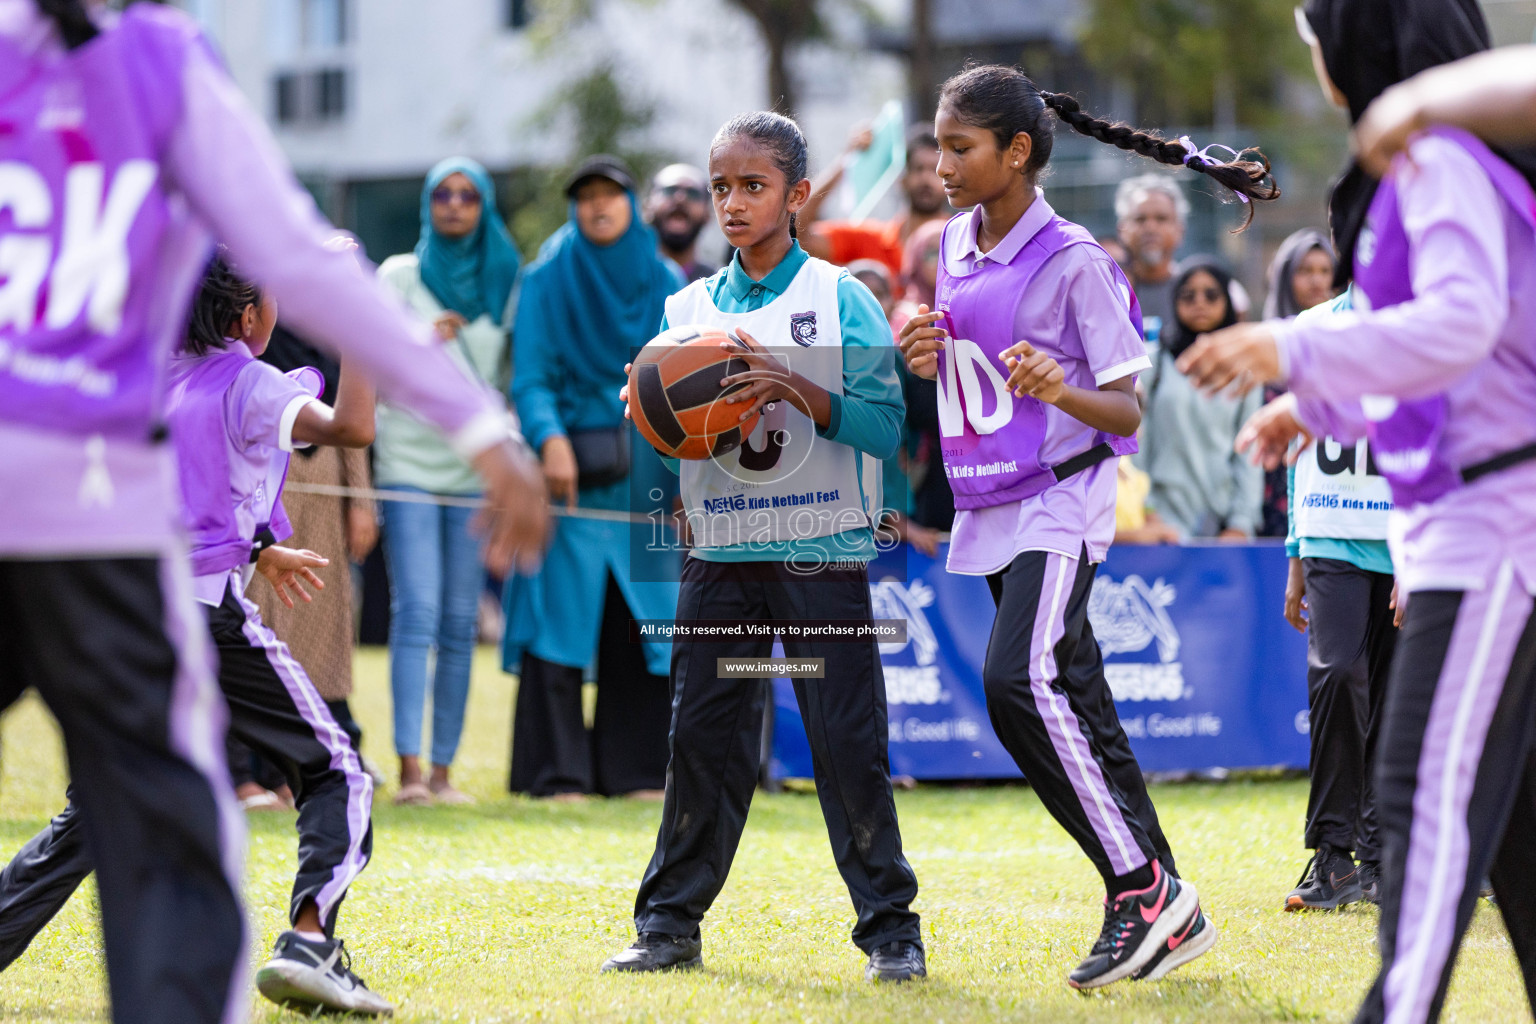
0, 6, 510, 558
1276, 134, 1536, 594
945, 192, 1150, 574
168, 342, 320, 605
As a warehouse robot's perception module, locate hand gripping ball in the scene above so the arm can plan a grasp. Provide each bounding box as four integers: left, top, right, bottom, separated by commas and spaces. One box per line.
628, 325, 763, 460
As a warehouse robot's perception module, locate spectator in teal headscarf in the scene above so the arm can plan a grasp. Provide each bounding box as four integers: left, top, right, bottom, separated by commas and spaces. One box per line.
376, 157, 521, 806
504, 154, 684, 800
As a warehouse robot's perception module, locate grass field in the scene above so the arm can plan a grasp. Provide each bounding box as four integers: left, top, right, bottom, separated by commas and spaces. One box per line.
0, 646, 1529, 1023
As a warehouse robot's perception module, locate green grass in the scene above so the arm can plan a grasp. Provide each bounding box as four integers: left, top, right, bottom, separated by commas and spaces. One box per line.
0, 646, 1529, 1023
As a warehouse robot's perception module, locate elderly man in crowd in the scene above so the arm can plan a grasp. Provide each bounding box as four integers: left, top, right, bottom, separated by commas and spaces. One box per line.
1115, 174, 1189, 342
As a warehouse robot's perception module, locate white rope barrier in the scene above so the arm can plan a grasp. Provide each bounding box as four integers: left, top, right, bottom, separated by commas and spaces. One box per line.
283, 481, 666, 523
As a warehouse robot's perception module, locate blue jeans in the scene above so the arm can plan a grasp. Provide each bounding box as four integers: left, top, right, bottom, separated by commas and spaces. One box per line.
380, 488, 483, 765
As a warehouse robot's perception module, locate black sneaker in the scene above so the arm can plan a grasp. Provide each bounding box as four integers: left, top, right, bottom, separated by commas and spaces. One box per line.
1359, 861, 1381, 905
601, 932, 703, 973
1284, 844, 1363, 911
1132, 901, 1217, 981
1067, 862, 1198, 990
866, 940, 926, 982
255, 931, 393, 1016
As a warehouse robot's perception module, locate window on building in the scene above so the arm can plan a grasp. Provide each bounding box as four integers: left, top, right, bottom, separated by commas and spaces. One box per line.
317, 68, 347, 118
302, 0, 347, 50
506, 0, 534, 30
274, 72, 299, 124
272, 68, 348, 125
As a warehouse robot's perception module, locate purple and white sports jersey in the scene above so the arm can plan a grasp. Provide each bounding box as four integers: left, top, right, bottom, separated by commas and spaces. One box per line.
1276, 131, 1536, 594
936, 192, 1150, 574
0, 3, 510, 558
165, 342, 321, 604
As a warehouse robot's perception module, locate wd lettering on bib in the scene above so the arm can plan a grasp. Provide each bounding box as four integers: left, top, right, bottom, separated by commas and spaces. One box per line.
663, 258, 880, 549
934, 212, 1141, 510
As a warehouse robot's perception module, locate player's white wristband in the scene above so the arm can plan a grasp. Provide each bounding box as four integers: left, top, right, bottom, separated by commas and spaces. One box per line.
451, 409, 526, 462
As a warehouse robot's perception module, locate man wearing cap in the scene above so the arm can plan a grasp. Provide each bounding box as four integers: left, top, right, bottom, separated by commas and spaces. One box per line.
645, 164, 717, 283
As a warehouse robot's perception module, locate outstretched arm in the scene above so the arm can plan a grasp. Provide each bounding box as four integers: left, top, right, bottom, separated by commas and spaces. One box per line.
1355, 46, 1536, 176
167, 41, 547, 573
291, 359, 375, 448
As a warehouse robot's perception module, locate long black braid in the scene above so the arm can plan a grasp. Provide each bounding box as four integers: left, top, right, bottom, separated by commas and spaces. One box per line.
185, 248, 262, 357
34, 0, 98, 49
938, 65, 1279, 228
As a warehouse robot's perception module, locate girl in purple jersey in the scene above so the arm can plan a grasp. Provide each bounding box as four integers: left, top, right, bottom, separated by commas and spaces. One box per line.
898, 65, 1276, 989
1179, 1, 1536, 1020
0, 252, 396, 1016
0, 3, 547, 1022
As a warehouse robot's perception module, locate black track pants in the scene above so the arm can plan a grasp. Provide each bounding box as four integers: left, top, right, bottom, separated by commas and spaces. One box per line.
0, 557, 245, 1024
982, 547, 1163, 888
1355, 565, 1536, 1024
1301, 557, 1395, 862
633, 558, 922, 953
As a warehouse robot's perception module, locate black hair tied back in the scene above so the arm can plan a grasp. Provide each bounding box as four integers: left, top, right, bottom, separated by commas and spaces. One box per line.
938, 65, 1279, 229
186, 248, 262, 357
1041, 92, 1279, 227
711, 111, 809, 239
34, 0, 98, 49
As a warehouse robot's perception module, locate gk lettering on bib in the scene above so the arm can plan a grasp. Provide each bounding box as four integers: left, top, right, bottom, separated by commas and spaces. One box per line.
0, 8, 215, 441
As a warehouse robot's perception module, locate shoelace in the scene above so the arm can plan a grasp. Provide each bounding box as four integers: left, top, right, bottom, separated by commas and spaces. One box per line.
1088, 900, 1134, 955
330, 939, 372, 990
1293, 851, 1321, 890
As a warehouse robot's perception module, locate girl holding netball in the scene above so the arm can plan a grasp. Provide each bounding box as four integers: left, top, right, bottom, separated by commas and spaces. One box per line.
898, 65, 1277, 988
606, 112, 925, 983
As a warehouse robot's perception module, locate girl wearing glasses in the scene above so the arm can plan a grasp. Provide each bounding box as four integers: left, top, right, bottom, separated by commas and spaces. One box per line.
1140, 261, 1263, 540
376, 157, 522, 806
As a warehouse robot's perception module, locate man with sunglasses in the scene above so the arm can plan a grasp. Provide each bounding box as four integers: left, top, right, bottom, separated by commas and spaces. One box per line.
645, 164, 716, 283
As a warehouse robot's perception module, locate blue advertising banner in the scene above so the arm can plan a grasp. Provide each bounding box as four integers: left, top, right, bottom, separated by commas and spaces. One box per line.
769, 543, 1311, 780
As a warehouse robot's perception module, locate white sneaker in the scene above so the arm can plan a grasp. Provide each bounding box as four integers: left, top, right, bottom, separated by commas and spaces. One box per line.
255, 931, 394, 1017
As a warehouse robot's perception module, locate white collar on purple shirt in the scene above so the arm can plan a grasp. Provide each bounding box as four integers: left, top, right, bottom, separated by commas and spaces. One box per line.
955, 187, 1054, 268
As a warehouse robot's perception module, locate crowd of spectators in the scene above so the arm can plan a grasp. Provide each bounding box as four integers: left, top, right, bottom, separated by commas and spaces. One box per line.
235, 124, 1346, 808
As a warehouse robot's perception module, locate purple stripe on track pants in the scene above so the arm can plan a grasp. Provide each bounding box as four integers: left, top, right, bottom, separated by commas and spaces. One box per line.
981, 547, 1156, 885
228, 586, 374, 931
1382, 561, 1533, 1024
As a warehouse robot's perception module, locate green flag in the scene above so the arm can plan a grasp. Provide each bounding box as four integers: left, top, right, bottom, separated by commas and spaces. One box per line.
847, 101, 906, 224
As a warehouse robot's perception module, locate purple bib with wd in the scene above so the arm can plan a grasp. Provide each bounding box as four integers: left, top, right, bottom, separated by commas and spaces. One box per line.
167, 350, 321, 575
934, 213, 1141, 510
1356, 128, 1536, 507
0, 7, 214, 441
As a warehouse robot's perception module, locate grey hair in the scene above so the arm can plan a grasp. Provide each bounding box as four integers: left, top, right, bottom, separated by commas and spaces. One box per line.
1114, 174, 1190, 225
